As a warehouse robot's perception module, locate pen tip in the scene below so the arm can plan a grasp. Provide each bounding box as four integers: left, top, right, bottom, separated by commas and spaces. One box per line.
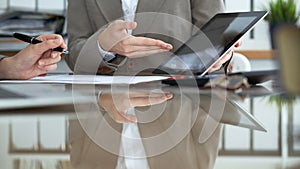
62, 50, 69, 55
10, 32, 16, 37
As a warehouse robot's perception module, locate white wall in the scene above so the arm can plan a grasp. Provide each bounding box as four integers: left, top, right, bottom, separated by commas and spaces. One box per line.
0, 0, 7, 9
225, 0, 300, 50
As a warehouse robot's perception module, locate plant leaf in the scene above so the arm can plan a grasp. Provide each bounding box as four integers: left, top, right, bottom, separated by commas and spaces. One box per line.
264, 0, 300, 25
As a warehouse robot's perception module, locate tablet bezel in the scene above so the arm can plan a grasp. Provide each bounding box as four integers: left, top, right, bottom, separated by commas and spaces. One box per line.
153, 11, 268, 76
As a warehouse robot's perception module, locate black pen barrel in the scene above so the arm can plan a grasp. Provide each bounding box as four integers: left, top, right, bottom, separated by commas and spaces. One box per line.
13, 33, 42, 44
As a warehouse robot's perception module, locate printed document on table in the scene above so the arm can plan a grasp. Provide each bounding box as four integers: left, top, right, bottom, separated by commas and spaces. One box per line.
0, 75, 169, 84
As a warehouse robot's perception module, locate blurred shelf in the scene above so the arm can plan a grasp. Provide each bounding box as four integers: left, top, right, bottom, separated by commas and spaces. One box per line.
236, 50, 276, 60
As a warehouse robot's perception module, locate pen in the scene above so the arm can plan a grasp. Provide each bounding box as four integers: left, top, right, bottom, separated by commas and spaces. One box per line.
13, 33, 69, 54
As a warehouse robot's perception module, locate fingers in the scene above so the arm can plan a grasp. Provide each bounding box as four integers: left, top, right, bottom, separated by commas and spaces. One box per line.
37, 34, 67, 49
112, 20, 137, 31
38, 52, 61, 67
235, 40, 242, 47
121, 21, 137, 31
130, 92, 173, 107
129, 92, 171, 98
114, 45, 162, 56
123, 36, 172, 49
99, 20, 173, 58
210, 60, 226, 72
114, 36, 173, 58
121, 45, 163, 53
98, 91, 172, 123
98, 93, 137, 123
219, 51, 233, 64
98, 20, 137, 52
33, 34, 66, 55
207, 66, 221, 73
121, 48, 170, 58
209, 40, 240, 73
208, 51, 233, 73
34, 38, 61, 54
37, 34, 63, 41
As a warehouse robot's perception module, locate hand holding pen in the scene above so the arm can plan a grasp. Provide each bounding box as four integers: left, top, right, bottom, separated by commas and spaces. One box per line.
0, 33, 67, 79
13, 33, 69, 54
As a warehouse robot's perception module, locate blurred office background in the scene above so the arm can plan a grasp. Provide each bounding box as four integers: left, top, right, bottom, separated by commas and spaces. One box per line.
0, 0, 67, 12
0, 0, 299, 50
0, 0, 300, 169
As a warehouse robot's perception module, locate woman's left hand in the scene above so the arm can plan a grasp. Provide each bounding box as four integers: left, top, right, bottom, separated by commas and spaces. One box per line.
207, 41, 242, 73
0, 34, 66, 79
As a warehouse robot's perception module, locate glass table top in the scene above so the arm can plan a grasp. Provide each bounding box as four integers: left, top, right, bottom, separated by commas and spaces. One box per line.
0, 82, 299, 169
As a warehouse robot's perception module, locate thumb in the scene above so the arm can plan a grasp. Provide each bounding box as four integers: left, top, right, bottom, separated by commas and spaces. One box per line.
118, 21, 137, 31
33, 38, 62, 55
235, 41, 242, 47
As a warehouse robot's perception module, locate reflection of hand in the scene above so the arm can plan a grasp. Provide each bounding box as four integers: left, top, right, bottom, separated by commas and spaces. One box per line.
98, 20, 173, 58
208, 41, 242, 73
98, 91, 173, 123
0, 34, 66, 79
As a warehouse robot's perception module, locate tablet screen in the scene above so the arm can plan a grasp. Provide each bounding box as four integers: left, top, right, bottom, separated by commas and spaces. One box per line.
154, 11, 268, 76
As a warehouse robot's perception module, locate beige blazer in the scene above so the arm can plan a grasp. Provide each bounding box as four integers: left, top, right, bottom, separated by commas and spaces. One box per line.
66, 0, 224, 74
69, 91, 223, 169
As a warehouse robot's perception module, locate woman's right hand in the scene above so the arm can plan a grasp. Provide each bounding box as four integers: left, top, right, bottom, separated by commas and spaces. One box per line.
98, 20, 173, 58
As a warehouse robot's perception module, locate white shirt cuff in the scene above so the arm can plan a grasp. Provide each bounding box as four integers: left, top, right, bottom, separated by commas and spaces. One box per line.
97, 41, 116, 62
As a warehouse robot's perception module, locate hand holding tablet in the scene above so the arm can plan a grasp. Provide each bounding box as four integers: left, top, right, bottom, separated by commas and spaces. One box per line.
153, 11, 268, 76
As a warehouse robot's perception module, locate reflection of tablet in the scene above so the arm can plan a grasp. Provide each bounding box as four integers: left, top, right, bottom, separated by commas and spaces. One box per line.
153, 11, 268, 76
222, 99, 266, 132
228, 69, 278, 85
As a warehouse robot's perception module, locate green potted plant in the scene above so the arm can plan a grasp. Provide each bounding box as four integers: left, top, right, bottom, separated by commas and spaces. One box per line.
268, 94, 296, 110
264, 0, 300, 48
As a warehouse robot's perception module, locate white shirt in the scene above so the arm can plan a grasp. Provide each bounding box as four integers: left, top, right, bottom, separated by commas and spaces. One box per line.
113, 1, 150, 169
115, 109, 149, 169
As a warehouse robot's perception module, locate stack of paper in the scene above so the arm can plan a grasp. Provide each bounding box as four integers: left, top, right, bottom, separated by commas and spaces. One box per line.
0, 75, 169, 85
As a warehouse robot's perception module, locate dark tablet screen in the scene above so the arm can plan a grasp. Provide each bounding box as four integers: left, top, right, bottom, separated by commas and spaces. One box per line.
153, 11, 268, 76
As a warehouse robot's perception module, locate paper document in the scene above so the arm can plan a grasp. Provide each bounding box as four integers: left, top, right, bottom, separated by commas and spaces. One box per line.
0, 75, 169, 85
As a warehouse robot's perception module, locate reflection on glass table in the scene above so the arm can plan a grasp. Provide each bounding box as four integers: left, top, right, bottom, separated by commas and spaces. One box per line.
0, 82, 299, 169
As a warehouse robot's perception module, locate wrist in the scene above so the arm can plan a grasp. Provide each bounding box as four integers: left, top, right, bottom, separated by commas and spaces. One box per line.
0, 56, 26, 80
98, 32, 110, 52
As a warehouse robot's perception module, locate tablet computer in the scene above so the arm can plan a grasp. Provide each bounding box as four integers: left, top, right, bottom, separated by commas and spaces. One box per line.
153, 11, 268, 76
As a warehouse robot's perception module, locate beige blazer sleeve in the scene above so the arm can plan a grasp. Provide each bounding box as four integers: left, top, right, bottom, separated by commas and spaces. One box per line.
66, 0, 93, 71
66, 0, 125, 73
